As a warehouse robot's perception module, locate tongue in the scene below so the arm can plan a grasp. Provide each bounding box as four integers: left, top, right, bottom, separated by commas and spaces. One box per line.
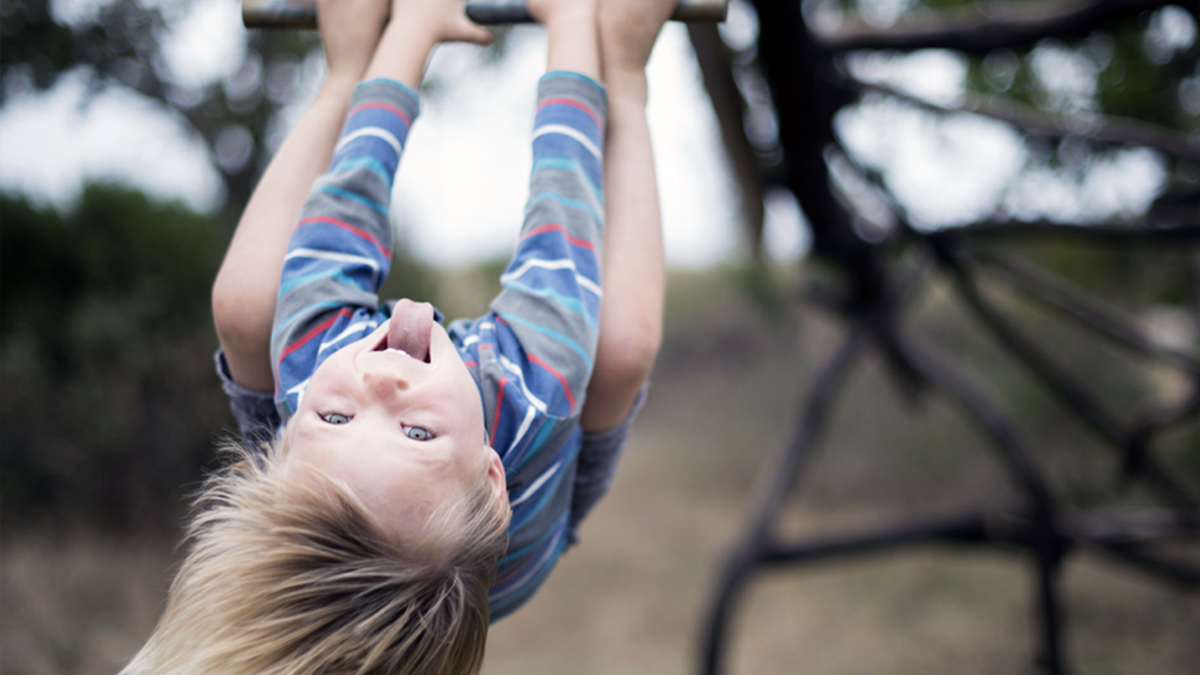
388, 299, 434, 362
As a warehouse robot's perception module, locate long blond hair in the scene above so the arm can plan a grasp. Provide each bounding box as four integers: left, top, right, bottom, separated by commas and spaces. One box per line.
122, 437, 510, 675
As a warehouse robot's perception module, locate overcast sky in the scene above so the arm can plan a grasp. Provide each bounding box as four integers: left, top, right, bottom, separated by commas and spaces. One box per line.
1, 0, 1190, 267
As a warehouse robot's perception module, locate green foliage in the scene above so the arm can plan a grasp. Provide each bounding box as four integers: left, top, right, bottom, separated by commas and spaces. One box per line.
730, 262, 791, 324
1, 0, 324, 220
959, 5, 1199, 133
0, 186, 232, 532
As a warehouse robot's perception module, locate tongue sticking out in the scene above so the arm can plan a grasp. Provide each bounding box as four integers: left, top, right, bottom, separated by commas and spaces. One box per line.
387, 299, 434, 362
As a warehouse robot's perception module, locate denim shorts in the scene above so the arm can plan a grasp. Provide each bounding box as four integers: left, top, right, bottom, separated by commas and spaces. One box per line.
214, 350, 646, 542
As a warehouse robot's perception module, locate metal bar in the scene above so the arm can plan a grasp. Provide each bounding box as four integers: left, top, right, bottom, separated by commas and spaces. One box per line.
242, 0, 728, 29
468, 0, 728, 23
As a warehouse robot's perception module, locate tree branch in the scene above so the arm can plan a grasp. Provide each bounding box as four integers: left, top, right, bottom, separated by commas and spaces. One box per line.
848, 80, 1200, 162
968, 247, 1200, 372
814, 0, 1179, 55
951, 221, 1200, 240
687, 24, 767, 258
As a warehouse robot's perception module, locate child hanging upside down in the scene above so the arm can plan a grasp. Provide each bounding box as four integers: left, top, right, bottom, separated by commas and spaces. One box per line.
124, 0, 672, 672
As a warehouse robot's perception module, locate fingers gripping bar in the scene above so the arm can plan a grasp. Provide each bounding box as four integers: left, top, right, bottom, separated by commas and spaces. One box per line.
243, 0, 728, 29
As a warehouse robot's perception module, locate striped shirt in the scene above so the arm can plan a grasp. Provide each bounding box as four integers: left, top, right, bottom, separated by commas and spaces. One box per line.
269, 72, 607, 620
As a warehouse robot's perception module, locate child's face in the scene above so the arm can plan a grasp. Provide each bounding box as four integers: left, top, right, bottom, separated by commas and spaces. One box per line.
285, 308, 506, 546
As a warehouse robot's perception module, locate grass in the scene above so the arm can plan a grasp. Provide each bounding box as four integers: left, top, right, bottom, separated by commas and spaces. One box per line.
2, 267, 1197, 674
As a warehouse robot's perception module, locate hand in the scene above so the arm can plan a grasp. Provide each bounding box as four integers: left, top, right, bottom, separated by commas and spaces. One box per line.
527, 0, 599, 26
318, 0, 392, 81
389, 0, 493, 47
599, 0, 675, 83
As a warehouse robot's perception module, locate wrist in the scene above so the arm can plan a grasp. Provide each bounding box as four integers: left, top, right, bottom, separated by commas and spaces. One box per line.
543, 8, 600, 80
323, 68, 365, 93
363, 20, 437, 89
604, 71, 648, 107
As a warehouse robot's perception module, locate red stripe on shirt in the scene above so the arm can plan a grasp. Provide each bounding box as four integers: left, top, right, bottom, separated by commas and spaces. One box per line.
298, 216, 392, 260
347, 102, 411, 126
492, 377, 509, 439
527, 352, 576, 411
277, 308, 354, 364
538, 98, 602, 130
520, 223, 595, 252
494, 558, 531, 586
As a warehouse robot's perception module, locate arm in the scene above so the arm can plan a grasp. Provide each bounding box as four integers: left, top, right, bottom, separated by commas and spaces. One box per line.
579, 0, 674, 431
211, 0, 391, 392
269, 0, 491, 418
480, 1, 603, 422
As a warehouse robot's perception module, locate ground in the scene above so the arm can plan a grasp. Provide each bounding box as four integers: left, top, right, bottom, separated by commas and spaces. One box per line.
3, 269, 1197, 675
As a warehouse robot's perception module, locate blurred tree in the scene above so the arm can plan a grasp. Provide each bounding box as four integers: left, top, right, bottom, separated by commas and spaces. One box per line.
693, 4, 1200, 674
690, 0, 1198, 270
0, 0, 321, 223
0, 185, 231, 532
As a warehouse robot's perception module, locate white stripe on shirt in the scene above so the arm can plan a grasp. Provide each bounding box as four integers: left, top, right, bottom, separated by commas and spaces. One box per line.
318, 320, 376, 355
498, 355, 549, 414
533, 124, 600, 159
285, 248, 380, 272
507, 405, 538, 454
336, 126, 402, 156
509, 460, 563, 507
501, 258, 602, 298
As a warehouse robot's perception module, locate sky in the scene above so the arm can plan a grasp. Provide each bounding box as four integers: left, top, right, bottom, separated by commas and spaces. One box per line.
0, 0, 1191, 268
0, 0, 757, 268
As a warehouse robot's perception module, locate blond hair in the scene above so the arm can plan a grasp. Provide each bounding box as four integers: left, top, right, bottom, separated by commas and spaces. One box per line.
122, 436, 510, 675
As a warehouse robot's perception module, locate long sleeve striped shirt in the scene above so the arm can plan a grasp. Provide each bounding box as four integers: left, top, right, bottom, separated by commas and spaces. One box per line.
269, 72, 606, 620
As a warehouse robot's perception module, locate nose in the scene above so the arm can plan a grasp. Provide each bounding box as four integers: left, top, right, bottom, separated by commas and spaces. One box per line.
363, 368, 409, 401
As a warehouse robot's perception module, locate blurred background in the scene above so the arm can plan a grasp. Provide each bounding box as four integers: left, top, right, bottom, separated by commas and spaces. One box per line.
1, 0, 1198, 673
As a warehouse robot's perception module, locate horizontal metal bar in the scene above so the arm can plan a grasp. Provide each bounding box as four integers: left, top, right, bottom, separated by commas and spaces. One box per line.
243, 0, 728, 29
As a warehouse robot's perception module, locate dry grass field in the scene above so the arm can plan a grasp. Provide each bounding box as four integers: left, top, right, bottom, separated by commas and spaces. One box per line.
3, 270, 1197, 674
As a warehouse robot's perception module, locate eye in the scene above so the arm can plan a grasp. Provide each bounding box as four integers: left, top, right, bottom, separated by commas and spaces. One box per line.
404, 425, 433, 441
322, 412, 352, 425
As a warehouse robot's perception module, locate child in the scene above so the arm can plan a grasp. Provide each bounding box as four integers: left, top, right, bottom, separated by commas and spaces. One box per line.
124, 0, 671, 672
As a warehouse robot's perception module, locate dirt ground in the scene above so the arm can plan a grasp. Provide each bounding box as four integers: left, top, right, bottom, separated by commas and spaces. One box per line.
3, 271, 1198, 674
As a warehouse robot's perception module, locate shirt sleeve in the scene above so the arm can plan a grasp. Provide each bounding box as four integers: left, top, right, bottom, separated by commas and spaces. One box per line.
269, 79, 420, 421
448, 71, 607, 621
457, 71, 606, 415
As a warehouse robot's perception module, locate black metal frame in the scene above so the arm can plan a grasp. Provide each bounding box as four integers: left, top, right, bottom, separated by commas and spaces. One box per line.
696, 2, 1200, 673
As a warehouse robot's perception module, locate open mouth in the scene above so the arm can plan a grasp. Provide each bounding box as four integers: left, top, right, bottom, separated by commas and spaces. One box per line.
371, 332, 431, 363
376, 299, 434, 363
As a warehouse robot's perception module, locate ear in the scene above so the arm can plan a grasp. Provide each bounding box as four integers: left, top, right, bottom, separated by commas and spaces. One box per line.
485, 447, 509, 512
